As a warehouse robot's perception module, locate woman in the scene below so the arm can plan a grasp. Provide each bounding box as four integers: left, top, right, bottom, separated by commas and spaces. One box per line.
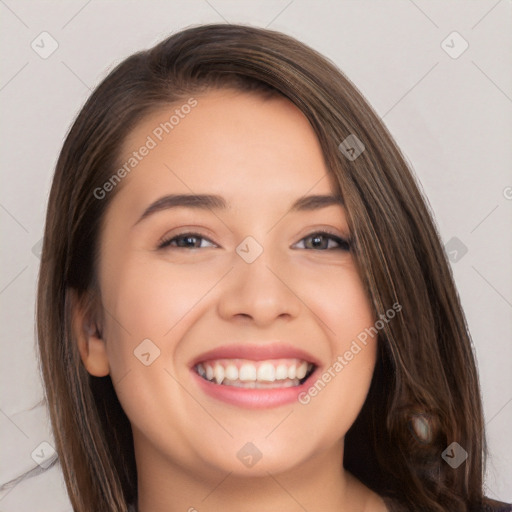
35, 23, 511, 511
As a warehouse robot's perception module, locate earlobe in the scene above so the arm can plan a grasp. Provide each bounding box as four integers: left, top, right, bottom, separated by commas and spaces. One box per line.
71, 290, 110, 377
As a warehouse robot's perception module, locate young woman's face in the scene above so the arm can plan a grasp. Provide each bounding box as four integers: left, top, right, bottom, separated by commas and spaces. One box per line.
81, 89, 379, 481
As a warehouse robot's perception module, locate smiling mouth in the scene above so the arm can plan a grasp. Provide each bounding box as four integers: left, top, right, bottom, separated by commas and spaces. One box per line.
194, 358, 316, 389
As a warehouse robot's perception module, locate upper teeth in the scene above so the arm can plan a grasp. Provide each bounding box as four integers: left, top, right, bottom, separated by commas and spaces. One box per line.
196, 358, 313, 385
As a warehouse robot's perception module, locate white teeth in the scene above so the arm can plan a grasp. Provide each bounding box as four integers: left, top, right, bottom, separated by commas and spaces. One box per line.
196, 359, 314, 387
213, 363, 225, 385
296, 361, 308, 380
257, 363, 276, 382
224, 364, 238, 381
239, 363, 257, 381
275, 364, 288, 380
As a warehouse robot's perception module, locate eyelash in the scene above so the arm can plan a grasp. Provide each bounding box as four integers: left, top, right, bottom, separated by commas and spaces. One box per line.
157, 231, 351, 252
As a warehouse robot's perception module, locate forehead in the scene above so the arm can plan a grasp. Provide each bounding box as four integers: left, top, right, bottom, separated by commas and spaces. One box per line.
113, 89, 337, 210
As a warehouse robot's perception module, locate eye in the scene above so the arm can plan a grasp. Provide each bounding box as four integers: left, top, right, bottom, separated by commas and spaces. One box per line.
157, 231, 350, 251
158, 232, 217, 250
294, 231, 351, 251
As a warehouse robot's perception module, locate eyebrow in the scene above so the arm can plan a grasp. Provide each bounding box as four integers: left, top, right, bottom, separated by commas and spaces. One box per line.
133, 193, 344, 227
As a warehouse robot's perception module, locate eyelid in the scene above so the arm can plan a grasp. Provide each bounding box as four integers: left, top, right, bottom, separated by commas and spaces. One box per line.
292, 229, 351, 250
157, 229, 219, 249
307, 228, 349, 242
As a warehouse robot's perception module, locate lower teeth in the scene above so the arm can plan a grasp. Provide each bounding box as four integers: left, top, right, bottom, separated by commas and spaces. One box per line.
220, 378, 300, 388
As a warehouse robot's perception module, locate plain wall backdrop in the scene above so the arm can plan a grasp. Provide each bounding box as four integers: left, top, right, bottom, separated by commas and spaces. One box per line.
0, 1, 511, 510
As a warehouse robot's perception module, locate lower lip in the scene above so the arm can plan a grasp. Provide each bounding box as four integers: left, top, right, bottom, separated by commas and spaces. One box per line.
191, 367, 320, 409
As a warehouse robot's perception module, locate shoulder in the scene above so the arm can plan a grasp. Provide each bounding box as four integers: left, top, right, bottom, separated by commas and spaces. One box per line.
476, 499, 512, 512
380, 497, 512, 512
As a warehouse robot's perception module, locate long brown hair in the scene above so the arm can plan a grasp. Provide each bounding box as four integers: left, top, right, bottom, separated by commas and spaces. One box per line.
36, 23, 488, 511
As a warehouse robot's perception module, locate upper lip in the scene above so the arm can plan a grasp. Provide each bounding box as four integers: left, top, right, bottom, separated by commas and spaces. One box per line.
189, 342, 321, 368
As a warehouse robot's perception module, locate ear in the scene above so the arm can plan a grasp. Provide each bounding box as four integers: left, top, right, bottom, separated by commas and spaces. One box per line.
70, 289, 110, 377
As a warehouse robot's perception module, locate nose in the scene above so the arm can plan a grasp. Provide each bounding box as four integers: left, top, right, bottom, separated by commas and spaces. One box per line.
216, 246, 302, 327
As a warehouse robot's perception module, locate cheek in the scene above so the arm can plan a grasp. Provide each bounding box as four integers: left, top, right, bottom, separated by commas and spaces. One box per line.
299, 261, 375, 342
98, 258, 226, 449
100, 256, 226, 370
295, 263, 378, 429
105, 256, 216, 326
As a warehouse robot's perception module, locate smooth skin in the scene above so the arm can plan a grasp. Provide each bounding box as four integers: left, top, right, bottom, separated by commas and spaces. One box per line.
74, 88, 388, 512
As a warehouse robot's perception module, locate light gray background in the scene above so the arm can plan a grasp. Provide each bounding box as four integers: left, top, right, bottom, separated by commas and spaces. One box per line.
0, 1, 511, 510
